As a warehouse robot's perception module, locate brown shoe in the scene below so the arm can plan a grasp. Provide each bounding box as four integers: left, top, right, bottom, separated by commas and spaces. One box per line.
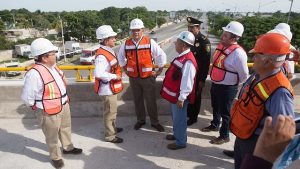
106, 137, 123, 143
167, 143, 186, 150
166, 134, 176, 141
52, 159, 64, 169
201, 125, 219, 132
62, 147, 82, 154
134, 122, 146, 130
210, 136, 230, 145
151, 124, 165, 132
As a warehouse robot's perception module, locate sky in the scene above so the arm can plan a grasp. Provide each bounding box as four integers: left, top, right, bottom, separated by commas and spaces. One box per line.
0, 0, 299, 13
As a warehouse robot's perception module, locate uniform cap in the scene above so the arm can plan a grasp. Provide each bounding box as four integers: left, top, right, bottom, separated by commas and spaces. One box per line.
187, 17, 203, 26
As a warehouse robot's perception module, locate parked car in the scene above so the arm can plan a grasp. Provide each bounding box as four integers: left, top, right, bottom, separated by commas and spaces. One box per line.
80, 45, 100, 65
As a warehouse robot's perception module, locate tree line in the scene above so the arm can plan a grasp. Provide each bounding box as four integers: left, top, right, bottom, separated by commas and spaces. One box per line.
207, 11, 300, 52
0, 7, 168, 50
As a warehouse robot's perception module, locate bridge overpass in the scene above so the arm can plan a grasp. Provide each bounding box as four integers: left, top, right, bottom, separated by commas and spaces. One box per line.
0, 14, 300, 169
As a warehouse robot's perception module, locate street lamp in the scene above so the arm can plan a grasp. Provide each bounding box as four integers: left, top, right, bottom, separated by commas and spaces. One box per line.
258, 0, 276, 13
287, 0, 294, 24
59, 16, 66, 62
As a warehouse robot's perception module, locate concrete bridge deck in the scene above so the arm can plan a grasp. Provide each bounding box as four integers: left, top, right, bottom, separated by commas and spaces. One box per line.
0, 77, 300, 169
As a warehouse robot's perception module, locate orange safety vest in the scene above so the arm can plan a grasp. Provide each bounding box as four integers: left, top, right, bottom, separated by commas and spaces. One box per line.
94, 47, 123, 94
160, 51, 198, 104
210, 43, 241, 84
230, 71, 293, 139
125, 36, 153, 78
32, 64, 68, 115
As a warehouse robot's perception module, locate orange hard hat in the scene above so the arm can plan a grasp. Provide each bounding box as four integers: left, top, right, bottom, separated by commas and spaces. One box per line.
249, 33, 290, 55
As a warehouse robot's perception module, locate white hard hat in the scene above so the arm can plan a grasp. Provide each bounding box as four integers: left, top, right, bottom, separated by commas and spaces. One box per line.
268, 23, 292, 41
130, 18, 144, 29
177, 31, 195, 46
96, 25, 117, 40
31, 38, 58, 57
222, 21, 244, 37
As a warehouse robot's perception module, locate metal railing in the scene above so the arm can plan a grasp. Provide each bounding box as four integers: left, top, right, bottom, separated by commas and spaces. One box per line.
0, 63, 257, 82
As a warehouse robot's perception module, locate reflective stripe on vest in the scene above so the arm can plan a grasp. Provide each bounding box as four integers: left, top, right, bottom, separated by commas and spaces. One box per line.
32, 64, 67, 115
230, 71, 294, 139
94, 47, 123, 94
210, 43, 240, 84
160, 51, 198, 104
125, 36, 153, 78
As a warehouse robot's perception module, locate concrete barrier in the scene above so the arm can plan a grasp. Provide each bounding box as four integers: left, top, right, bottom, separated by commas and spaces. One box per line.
0, 76, 299, 118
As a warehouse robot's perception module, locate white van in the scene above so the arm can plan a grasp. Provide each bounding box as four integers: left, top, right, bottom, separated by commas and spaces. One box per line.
80, 44, 100, 65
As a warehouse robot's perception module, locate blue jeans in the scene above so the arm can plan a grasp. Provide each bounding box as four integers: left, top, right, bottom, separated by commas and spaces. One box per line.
171, 100, 189, 147
210, 83, 238, 138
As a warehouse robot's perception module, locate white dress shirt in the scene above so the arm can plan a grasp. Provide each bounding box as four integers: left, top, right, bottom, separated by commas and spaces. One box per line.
117, 36, 167, 68
94, 45, 118, 96
21, 64, 68, 109
212, 47, 249, 85
177, 49, 197, 101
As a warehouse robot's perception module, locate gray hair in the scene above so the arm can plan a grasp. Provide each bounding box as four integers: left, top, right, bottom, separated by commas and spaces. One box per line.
269, 54, 286, 68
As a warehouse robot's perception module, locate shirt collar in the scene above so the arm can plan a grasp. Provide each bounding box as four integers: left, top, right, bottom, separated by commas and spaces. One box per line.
177, 49, 190, 58
100, 44, 115, 55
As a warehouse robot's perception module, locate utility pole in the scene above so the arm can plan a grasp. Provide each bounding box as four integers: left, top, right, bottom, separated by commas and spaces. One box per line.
59, 16, 66, 62
287, 0, 294, 24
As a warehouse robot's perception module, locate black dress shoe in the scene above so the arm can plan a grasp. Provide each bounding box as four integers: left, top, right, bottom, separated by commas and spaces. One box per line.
52, 159, 64, 169
151, 124, 165, 132
116, 127, 123, 133
134, 122, 146, 130
187, 119, 197, 126
106, 136, 123, 143
223, 150, 234, 158
62, 147, 82, 155
166, 134, 176, 140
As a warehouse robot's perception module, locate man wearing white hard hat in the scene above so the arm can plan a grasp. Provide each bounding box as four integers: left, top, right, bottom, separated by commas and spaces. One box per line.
201, 21, 249, 145
161, 31, 197, 150
94, 25, 124, 143
21, 38, 82, 168
118, 18, 167, 132
268, 23, 299, 80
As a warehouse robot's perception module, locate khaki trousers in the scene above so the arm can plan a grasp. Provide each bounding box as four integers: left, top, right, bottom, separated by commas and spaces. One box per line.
129, 76, 159, 125
100, 94, 118, 141
35, 103, 74, 160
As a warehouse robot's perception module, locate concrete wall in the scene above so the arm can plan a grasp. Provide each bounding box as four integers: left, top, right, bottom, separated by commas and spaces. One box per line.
0, 50, 13, 62
0, 78, 299, 119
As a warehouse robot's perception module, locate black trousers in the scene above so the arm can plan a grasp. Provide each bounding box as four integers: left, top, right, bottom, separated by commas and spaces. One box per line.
234, 135, 259, 169
187, 77, 202, 121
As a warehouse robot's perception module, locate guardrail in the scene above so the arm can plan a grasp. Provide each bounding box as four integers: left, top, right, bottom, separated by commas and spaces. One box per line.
0, 63, 256, 82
